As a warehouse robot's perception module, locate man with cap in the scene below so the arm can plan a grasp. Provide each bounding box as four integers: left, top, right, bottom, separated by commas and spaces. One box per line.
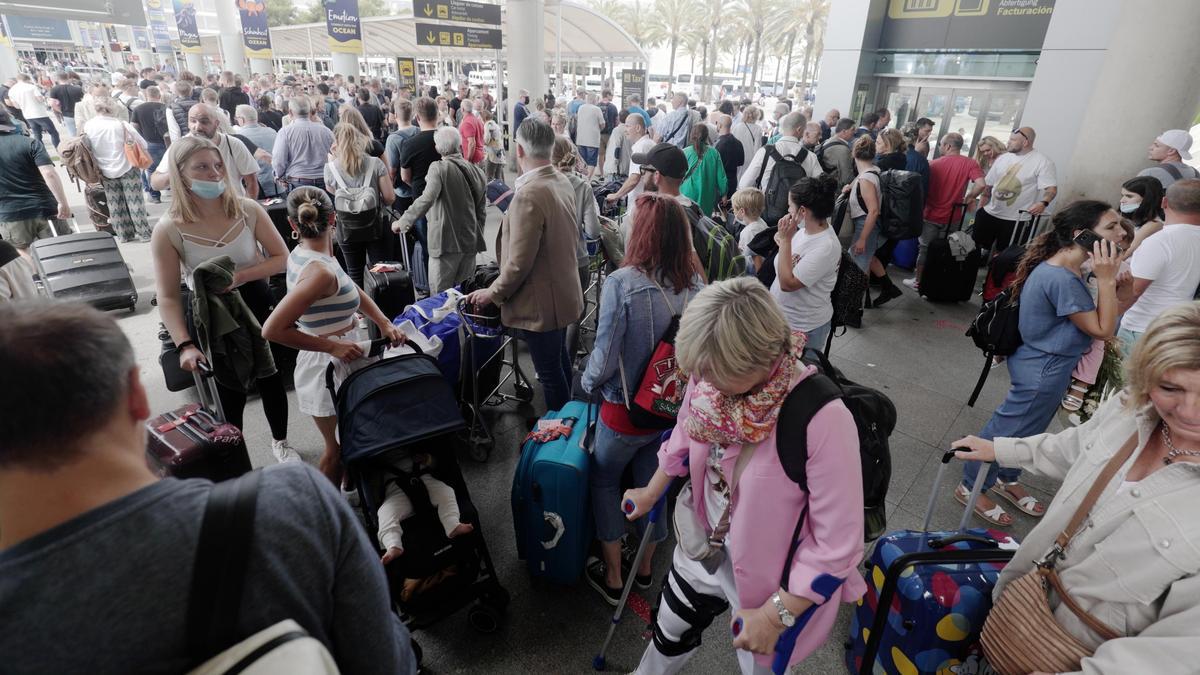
630, 142, 691, 207
1138, 129, 1199, 189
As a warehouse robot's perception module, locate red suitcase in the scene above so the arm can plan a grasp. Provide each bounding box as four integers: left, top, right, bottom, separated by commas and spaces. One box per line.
145, 364, 252, 481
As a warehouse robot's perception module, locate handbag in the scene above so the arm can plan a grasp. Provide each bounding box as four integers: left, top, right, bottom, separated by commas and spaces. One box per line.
124, 126, 153, 170
980, 433, 1135, 675
672, 441, 758, 574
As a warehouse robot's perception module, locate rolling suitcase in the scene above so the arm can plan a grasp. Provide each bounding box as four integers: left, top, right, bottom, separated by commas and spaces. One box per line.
30, 231, 137, 311
845, 451, 1019, 675
918, 203, 980, 302
364, 240, 414, 340
980, 210, 1045, 302
511, 400, 596, 585
145, 364, 252, 482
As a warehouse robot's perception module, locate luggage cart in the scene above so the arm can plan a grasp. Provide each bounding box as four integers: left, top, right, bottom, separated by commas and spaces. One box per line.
568, 234, 608, 363
456, 297, 534, 461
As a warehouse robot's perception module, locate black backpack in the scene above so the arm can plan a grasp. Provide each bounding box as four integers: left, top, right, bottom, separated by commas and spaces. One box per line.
965, 288, 1023, 406
828, 250, 869, 342
756, 144, 808, 226
876, 169, 925, 240
815, 138, 839, 175
777, 352, 896, 542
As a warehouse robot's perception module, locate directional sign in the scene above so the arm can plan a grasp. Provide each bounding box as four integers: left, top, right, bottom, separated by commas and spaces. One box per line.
415, 22, 502, 49
412, 0, 501, 26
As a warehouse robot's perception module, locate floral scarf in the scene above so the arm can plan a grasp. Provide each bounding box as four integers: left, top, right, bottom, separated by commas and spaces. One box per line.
685, 331, 808, 446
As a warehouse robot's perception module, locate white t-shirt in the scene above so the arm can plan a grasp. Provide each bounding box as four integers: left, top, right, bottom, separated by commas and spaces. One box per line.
770, 225, 841, 331
737, 218, 769, 257
622, 135, 657, 234
984, 149, 1057, 221
8, 82, 50, 119
574, 103, 604, 148
156, 132, 260, 197
1122, 223, 1200, 333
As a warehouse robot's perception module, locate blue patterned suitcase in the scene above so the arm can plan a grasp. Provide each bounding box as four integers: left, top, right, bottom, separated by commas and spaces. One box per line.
511, 400, 596, 585
846, 451, 1020, 675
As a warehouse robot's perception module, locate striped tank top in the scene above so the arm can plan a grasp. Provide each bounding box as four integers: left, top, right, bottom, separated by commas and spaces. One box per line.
286, 247, 360, 336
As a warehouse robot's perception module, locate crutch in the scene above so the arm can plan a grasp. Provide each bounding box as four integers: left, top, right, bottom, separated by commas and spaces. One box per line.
591, 491, 668, 671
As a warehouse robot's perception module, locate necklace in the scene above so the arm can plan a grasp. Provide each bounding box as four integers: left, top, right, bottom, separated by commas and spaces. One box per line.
1161, 423, 1200, 465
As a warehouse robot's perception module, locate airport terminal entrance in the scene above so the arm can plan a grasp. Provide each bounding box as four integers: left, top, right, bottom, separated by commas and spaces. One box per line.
878, 79, 1029, 158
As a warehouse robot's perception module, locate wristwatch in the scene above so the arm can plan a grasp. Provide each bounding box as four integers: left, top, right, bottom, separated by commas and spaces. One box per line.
1040, 200, 1051, 207
771, 592, 795, 628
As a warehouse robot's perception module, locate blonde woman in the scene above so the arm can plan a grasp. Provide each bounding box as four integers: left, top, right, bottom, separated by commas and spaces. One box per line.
974, 135, 1006, 177
952, 301, 1200, 673
551, 135, 601, 291
323, 122, 396, 288
337, 104, 386, 159
150, 135, 296, 462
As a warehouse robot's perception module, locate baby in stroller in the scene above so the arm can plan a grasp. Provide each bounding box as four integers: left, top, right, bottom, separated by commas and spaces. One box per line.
377, 448, 475, 564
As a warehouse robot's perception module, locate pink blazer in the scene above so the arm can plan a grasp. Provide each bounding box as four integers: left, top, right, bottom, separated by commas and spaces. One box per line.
658, 365, 868, 667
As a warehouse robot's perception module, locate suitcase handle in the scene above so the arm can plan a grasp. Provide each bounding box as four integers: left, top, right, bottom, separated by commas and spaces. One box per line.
193, 362, 228, 424
927, 533, 1000, 550
922, 449, 990, 533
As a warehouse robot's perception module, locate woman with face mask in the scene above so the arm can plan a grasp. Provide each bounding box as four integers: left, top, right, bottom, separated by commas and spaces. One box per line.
1118, 175, 1166, 257
150, 135, 298, 463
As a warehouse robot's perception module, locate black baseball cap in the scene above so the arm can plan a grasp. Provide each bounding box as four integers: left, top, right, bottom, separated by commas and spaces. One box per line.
631, 142, 688, 180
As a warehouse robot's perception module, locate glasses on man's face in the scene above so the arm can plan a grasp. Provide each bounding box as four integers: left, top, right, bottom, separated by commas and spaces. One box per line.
1012, 129, 1029, 141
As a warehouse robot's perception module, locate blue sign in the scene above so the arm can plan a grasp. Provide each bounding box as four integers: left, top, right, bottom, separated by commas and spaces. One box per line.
4, 15, 72, 42
325, 0, 363, 55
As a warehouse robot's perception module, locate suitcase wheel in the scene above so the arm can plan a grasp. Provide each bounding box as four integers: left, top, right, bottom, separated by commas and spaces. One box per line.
467, 601, 501, 633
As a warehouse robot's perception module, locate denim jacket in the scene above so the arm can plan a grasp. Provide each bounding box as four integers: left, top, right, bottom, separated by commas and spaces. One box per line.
581, 267, 703, 404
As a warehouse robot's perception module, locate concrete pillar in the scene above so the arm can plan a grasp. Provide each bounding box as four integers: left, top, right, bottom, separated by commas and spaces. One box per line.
332, 52, 358, 78
213, 0, 247, 76
811, 0, 885, 119
185, 52, 205, 75
249, 58, 272, 75
135, 49, 157, 69
0, 36, 20, 81
1023, 0, 1200, 201
506, 0, 544, 137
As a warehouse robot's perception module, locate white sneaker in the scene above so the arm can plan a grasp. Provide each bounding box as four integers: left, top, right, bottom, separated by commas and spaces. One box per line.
271, 439, 301, 463
902, 277, 919, 290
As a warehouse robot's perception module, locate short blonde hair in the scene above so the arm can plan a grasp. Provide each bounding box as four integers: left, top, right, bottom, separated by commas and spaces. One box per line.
731, 188, 765, 220
166, 136, 241, 224
675, 277, 791, 387
878, 127, 907, 154
1124, 301, 1200, 410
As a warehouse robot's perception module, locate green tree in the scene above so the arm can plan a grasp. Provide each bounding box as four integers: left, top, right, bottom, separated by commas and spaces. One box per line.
731, 0, 779, 95
266, 0, 299, 27
590, 0, 661, 66
298, 2, 325, 24
297, 0, 386, 23
797, 0, 830, 95
646, 0, 690, 86
358, 0, 389, 17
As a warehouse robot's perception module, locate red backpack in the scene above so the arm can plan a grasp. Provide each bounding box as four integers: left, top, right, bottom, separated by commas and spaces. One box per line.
619, 282, 690, 430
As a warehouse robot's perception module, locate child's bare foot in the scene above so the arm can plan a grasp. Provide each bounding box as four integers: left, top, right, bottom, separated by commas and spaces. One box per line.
381, 546, 404, 564
448, 522, 474, 538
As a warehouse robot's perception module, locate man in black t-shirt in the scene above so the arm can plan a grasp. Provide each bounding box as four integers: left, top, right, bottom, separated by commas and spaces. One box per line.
130, 86, 171, 203
48, 72, 84, 137
355, 89, 385, 141
217, 71, 249, 121
396, 97, 442, 291
257, 95, 284, 132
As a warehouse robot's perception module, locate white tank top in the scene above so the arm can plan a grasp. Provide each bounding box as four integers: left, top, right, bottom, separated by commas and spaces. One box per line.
177, 210, 260, 288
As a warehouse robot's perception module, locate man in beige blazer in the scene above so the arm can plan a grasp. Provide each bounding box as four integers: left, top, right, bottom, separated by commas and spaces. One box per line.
465, 118, 583, 411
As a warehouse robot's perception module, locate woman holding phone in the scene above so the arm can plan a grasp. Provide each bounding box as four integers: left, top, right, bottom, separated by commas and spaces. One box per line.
955, 200, 1125, 527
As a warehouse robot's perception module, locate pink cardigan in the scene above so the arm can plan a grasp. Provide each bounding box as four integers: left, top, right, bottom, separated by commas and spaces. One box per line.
658, 366, 867, 667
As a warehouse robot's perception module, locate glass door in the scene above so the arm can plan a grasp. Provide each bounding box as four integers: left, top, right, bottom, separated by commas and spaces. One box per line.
911, 87, 952, 156
883, 85, 917, 129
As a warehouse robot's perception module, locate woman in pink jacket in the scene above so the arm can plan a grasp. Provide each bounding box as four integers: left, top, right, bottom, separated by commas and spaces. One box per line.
623, 277, 867, 674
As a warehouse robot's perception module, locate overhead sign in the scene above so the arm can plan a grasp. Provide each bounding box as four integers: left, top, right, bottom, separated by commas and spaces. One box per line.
4, 15, 72, 41
880, 0, 1056, 50
325, 0, 363, 54
172, 0, 202, 54
411, 0, 500, 26
621, 69, 646, 106
415, 22, 501, 49
396, 56, 417, 89
146, 1, 175, 53
237, 0, 273, 58
132, 26, 151, 50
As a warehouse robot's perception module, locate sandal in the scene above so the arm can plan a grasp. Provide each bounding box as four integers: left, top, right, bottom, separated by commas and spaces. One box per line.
990, 481, 1046, 517
1061, 383, 1089, 412
955, 484, 1013, 527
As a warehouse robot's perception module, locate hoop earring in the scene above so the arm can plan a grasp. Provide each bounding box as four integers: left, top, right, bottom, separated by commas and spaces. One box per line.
290, 230, 299, 240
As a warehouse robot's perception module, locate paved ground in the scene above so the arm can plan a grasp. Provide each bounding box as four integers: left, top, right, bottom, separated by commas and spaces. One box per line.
52, 164, 1061, 674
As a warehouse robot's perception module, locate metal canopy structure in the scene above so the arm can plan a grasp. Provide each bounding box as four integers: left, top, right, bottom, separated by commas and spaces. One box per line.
209, 0, 644, 62
0, 0, 146, 25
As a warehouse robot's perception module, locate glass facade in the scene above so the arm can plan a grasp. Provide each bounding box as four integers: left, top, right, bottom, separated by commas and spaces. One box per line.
874, 52, 1039, 80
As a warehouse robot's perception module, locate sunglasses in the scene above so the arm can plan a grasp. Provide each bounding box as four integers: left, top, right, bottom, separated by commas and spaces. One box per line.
1012, 129, 1029, 141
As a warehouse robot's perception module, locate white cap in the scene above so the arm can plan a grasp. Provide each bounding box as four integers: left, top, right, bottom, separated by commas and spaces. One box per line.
1157, 129, 1193, 160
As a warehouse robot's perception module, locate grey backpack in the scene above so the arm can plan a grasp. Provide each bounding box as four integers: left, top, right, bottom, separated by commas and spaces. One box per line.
328, 162, 381, 244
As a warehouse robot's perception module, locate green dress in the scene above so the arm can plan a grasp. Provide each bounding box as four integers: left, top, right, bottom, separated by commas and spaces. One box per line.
681, 145, 728, 216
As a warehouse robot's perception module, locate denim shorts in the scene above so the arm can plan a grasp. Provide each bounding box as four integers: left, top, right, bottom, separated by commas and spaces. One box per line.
850, 215, 883, 272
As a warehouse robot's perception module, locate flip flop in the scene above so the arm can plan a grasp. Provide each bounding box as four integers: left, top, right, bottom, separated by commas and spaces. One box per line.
955, 484, 1012, 527
991, 482, 1046, 517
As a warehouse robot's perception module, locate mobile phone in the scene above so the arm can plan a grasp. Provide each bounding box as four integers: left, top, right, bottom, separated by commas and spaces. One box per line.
1073, 230, 1103, 252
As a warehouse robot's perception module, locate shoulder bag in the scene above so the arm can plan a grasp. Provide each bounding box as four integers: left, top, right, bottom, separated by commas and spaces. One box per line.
673, 441, 758, 575
124, 125, 153, 170
980, 434, 1135, 674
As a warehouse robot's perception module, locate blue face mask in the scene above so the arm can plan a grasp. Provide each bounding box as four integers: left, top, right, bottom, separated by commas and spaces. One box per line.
190, 178, 226, 199
1119, 202, 1140, 214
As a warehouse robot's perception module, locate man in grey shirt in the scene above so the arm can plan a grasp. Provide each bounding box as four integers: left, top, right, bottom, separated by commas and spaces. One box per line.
0, 301, 415, 675
1138, 129, 1199, 190
234, 104, 282, 198
273, 96, 334, 192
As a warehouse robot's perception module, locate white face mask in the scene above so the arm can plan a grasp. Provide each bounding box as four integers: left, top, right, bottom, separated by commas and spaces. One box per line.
1119, 202, 1140, 214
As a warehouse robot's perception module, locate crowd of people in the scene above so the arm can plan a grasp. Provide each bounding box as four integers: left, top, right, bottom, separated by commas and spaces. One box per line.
0, 60, 1198, 675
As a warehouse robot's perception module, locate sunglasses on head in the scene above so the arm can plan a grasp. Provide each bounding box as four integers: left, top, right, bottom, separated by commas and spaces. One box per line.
1012, 129, 1029, 141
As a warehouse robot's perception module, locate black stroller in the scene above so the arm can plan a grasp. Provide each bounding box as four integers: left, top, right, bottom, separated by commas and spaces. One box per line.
326, 345, 509, 648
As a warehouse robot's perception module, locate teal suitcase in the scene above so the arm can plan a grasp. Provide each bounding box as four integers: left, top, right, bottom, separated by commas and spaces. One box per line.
511, 400, 596, 584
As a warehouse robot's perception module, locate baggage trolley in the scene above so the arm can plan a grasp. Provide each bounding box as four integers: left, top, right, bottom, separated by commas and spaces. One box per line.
456, 297, 534, 461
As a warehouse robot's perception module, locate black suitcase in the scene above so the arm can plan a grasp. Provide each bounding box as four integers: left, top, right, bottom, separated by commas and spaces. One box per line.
364, 242, 414, 340
30, 231, 137, 311
145, 364, 252, 481
918, 203, 979, 302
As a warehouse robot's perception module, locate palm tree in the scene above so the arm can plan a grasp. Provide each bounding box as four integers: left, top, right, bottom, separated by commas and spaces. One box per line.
798, 0, 830, 95
646, 0, 691, 87
590, 0, 660, 66
692, 0, 724, 100
732, 0, 778, 96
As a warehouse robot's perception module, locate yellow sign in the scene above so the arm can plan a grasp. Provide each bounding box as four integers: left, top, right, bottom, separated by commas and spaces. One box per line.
888, 0, 990, 19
